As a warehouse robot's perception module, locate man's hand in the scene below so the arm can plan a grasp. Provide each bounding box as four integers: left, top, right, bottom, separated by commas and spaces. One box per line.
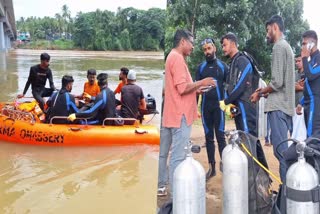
301, 45, 311, 58
295, 79, 304, 92
17, 94, 24, 99
200, 77, 216, 88
219, 100, 227, 111
67, 113, 76, 121
250, 91, 260, 103
83, 92, 92, 101
296, 104, 303, 115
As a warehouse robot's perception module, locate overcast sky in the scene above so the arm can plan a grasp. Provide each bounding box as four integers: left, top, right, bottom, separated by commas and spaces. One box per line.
13, 0, 166, 19
12, 0, 319, 38
303, 0, 320, 37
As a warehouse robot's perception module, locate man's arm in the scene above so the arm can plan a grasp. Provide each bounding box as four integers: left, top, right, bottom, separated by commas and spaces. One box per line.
268, 46, 285, 92
179, 78, 215, 96
48, 69, 55, 90
18, 67, 33, 98
302, 56, 320, 81
171, 58, 215, 96
139, 89, 147, 110
139, 98, 147, 110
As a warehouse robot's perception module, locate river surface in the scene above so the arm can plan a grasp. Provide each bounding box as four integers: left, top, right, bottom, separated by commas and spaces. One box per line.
0, 49, 163, 214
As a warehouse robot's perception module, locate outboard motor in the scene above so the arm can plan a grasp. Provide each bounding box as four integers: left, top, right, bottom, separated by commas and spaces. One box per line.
173, 142, 206, 214
222, 130, 248, 214
145, 94, 157, 113
286, 141, 320, 214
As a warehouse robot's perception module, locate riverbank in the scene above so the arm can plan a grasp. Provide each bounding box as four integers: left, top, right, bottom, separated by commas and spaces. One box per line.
9, 49, 164, 60
15, 39, 165, 53
157, 119, 281, 214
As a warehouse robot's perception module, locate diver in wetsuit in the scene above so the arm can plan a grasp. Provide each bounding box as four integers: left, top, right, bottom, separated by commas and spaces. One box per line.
297, 30, 320, 138
46, 75, 78, 124
67, 73, 116, 125
195, 38, 228, 180
219, 33, 257, 137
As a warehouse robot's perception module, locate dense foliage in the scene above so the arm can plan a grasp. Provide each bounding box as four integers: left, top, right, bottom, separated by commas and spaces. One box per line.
166, 0, 309, 79
16, 5, 165, 51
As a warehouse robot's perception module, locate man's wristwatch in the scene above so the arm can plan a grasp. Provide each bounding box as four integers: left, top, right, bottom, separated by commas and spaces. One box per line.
258, 92, 263, 97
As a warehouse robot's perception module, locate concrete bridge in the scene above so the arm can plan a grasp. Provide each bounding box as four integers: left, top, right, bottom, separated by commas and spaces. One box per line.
0, 0, 16, 51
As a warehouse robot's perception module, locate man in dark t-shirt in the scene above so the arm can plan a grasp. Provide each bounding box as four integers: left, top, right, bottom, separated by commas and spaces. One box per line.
119, 70, 146, 124
18, 53, 56, 110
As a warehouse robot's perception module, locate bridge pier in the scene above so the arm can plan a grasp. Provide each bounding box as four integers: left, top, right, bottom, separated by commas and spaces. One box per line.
0, 20, 5, 51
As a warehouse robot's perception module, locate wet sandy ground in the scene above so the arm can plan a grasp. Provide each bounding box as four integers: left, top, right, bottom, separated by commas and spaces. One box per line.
157, 119, 281, 214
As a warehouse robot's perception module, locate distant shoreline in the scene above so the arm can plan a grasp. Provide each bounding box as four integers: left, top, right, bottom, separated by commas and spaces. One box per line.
9, 49, 165, 60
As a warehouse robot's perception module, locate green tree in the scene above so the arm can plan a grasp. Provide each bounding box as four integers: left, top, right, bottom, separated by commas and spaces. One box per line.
166, 0, 309, 79
119, 29, 131, 50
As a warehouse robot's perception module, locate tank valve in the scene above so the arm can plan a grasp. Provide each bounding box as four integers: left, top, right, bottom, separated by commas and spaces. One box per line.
191, 145, 201, 153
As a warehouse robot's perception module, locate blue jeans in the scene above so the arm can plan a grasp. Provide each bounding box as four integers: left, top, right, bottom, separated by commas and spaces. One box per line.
268, 111, 292, 182
157, 115, 192, 195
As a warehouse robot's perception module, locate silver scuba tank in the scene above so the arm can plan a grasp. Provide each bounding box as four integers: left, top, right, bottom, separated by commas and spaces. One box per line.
222, 130, 248, 214
258, 79, 267, 138
286, 141, 320, 214
173, 142, 206, 214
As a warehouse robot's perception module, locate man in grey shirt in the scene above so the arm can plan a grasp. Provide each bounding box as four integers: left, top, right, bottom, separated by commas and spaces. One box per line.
251, 15, 295, 182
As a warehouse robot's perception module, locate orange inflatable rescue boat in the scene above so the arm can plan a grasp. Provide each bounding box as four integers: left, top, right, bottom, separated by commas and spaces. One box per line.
0, 101, 160, 146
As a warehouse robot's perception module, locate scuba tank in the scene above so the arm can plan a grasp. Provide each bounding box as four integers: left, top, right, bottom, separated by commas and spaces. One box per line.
173, 142, 206, 214
222, 130, 248, 214
286, 141, 320, 214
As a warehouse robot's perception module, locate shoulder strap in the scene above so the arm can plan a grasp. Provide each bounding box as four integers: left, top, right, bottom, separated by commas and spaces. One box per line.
241, 51, 264, 78
103, 89, 107, 106
52, 91, 59, 108
65, 93, 70, 111
217, 59, 225, 74
199, 61, 207, 74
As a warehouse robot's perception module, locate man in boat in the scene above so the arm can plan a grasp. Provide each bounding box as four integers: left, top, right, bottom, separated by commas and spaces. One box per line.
17, 53, 56, 111
82, 69, 100, 102
76, 69, 100, 110
67, 73, 116, 125
195, 38, 229, 180
114, 67, 129, 106
46, 75, 79, 124
117, 70, 146, 125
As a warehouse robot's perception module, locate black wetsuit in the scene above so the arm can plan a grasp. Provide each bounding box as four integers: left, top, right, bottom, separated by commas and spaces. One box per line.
76, 87, 116, 125
303, 49, 320, 138
46, 88, 79, 124
195, 58, 228, 164
23, 64, 55, 110
225, 52, 257, 137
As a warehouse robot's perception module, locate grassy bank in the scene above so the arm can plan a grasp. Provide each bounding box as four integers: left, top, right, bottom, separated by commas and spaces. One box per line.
16, 39, 75, 50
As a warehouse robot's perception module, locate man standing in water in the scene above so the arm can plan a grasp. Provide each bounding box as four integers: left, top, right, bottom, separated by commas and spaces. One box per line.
158, 29, 215, 196
18, 53, 56, 111
250, 15, 295, 182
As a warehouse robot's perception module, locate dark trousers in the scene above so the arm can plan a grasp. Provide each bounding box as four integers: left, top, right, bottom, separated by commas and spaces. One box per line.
268, 110, 292, 182
201, 104, 226, 164
32, 87, 54, 111
234, 101, 257, 137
